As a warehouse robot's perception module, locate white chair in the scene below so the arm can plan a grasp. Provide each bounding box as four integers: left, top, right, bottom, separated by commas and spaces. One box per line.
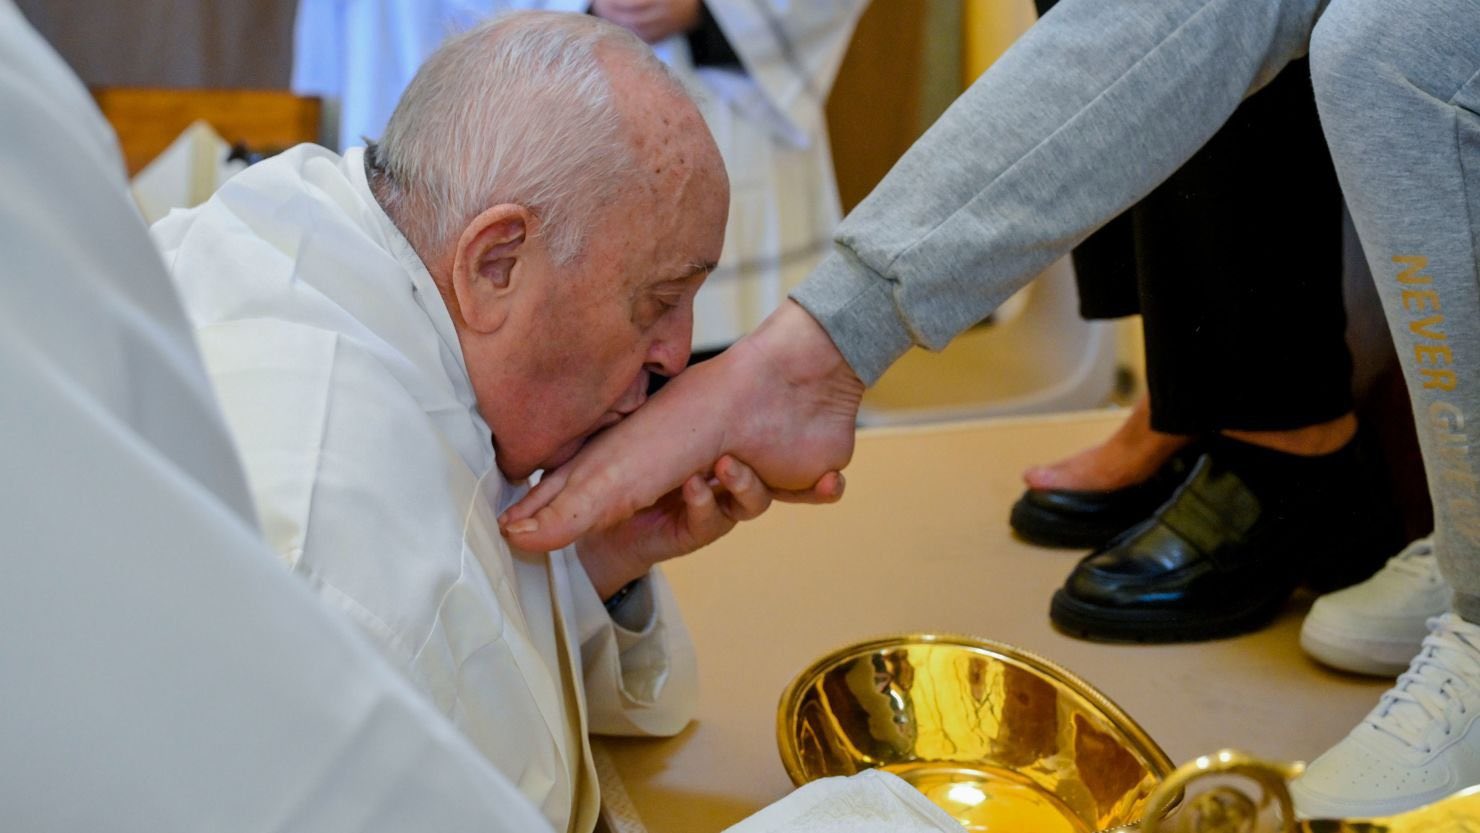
857, 256, 1121, 426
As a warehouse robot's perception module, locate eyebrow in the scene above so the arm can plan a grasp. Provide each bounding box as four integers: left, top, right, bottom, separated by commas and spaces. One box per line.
686, 260, 718, 278
658, 260, 717, 285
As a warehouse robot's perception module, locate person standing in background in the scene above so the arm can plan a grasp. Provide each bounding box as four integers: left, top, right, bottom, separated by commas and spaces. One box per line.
1010, 0, 1403, 645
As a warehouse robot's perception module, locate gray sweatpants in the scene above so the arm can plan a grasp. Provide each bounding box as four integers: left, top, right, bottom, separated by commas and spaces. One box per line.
1314, 0, 1480, 620
792, 0, 1480, 618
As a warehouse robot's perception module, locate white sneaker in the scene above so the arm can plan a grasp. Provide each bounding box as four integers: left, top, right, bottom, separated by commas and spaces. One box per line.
1291, 613, 1480, 819
1301, 537, 1448, 676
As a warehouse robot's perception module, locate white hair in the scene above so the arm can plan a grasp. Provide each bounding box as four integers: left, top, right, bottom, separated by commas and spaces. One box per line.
370, 11, 685, 264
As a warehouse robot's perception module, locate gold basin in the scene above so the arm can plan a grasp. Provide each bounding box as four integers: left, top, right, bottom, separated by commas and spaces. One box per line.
777, 634, 1176, 832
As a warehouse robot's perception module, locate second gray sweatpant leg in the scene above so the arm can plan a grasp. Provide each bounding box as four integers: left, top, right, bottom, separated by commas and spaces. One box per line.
1311, 0, 1480, 619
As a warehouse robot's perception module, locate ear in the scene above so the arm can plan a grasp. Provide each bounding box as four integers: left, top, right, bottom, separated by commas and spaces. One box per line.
450, 204, 530, 335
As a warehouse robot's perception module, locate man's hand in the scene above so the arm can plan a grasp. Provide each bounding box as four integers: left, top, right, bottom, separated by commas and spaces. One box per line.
591, 0, 702, 45
575, 454, 784, 599
501, 301, 863, 552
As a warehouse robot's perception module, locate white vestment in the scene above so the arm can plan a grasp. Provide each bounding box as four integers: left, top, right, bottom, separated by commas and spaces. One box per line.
290, 0, 867, 349
153, 144, 698, 833
0, 2, 559, 830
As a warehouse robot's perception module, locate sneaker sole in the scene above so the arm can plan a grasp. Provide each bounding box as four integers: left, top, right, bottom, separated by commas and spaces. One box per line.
1049, 589, 1289, 643
1298, 620, 1419, 677
1289, 770, 1460, 820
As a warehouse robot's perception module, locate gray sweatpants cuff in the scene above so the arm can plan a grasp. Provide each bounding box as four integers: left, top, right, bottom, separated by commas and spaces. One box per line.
789, 248, 914, 386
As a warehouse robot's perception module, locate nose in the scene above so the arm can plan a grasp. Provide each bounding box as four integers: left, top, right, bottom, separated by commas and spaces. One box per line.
644, 304, 693, 379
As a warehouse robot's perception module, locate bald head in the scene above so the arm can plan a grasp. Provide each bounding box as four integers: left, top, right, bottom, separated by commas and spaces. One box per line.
365, 11, 729, 480
370, 10, 721, 268
601, 46, 728, 234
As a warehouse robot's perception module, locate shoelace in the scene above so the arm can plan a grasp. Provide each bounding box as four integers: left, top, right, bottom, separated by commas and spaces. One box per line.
1385, 537, 1439, 582
1366, 615, 1480, 753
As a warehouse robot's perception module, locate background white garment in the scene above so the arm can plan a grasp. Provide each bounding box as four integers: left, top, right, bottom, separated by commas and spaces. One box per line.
130, 120, 248, 224
290, 0, 867, 348
0, 3, 558, 830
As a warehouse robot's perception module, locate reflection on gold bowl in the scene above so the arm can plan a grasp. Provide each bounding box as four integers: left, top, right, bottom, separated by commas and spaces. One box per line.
777, 635, 1175, 832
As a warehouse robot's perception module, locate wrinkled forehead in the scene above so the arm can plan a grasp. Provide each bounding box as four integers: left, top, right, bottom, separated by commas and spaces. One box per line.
635, 91, 727, 198
579, 59, 727, 281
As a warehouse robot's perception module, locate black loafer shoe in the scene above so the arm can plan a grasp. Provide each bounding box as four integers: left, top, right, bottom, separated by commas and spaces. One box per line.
1010, 448, 1198, 549
1049, 438, 1397, 643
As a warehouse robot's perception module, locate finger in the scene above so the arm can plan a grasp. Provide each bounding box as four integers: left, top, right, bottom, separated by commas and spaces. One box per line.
602, 4, 659, 29
628, 8, 669, 25
597, 0, 649, 13
814, 471, 846, 501
683, 472, 715, 513
714, 455, 772, 521
632, 22, 670, 43
683, 472, 734, 542
501, 464, 634, 551
501, 487, 603, 552
499, 467, 570, 526
771, 471, 846, 505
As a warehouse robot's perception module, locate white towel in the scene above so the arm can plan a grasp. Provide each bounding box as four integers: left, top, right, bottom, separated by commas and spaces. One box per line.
723, 770, 962, 833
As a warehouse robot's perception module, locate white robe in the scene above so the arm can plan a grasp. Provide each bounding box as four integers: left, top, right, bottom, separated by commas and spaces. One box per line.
152, 144, 698, 833
0, 2, 559, 830
290, 0, 867, 349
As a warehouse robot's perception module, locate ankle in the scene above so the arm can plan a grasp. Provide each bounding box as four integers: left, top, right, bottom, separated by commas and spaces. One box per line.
1207, 430, 1364, 505
1113, 428, 1192, 458
723, 302, 864, 488
747, 301, 862, 390
1220, 413, 1358, 457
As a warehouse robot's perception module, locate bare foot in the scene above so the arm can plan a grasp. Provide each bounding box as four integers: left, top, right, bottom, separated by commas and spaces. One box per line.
1023, 394, 1191, 491
501, 301, 861, 551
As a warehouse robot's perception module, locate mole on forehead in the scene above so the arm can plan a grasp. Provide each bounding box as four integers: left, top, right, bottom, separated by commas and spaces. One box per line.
631, 127, 682, 152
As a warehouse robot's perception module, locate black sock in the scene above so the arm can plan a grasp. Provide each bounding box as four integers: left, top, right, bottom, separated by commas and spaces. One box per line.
1207, 432, 1362, 506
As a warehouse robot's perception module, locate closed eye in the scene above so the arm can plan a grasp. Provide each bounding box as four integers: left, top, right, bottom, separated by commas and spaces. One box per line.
633, 264, 711, 329
634, 293, 683, 329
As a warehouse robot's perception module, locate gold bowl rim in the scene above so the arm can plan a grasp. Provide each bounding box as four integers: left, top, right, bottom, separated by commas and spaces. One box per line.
775, 632, 1177, 789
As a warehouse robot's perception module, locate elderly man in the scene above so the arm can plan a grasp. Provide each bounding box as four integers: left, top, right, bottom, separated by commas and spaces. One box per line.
153, 12, 802, 833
